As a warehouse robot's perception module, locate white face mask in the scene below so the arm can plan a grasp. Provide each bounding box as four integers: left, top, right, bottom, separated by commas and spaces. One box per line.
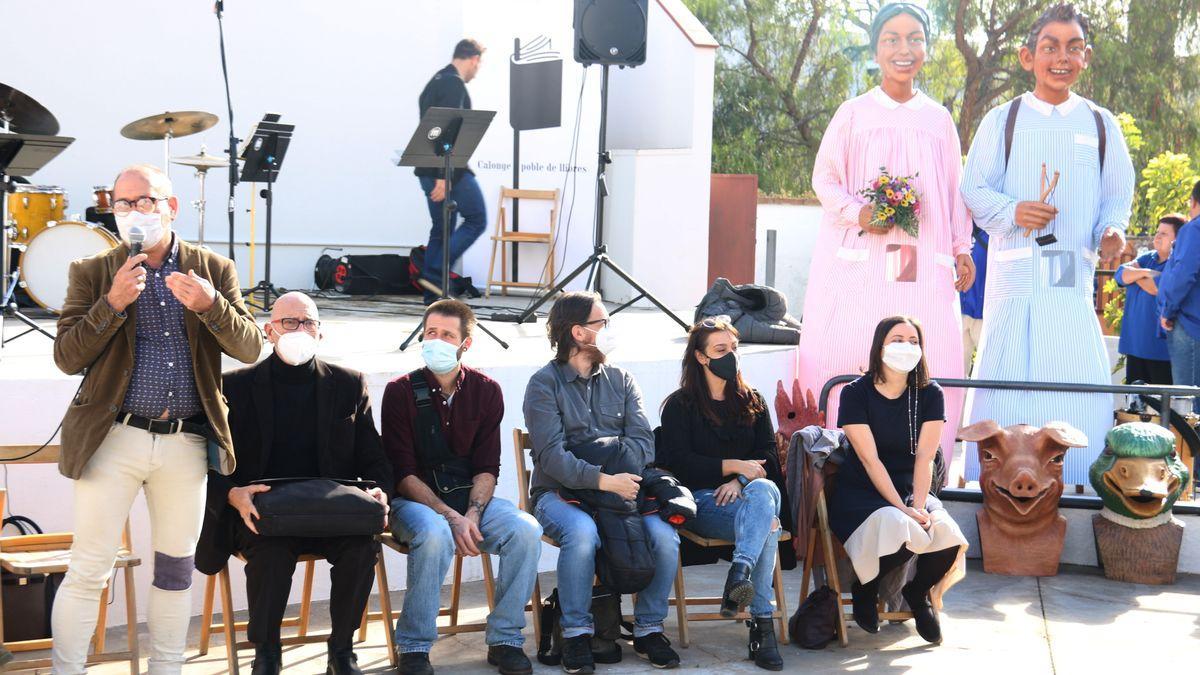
275, 331, 318, 365
422, 338, 463, 374
115, 208, 167, 250
586, 325, 618, 356
882, 342, 922, 373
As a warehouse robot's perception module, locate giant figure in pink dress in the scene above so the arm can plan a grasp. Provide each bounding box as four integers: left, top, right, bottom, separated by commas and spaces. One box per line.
796, 2, 976, 472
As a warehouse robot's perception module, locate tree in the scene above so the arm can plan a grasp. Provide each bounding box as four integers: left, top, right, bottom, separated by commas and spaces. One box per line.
685, 0, 858, 195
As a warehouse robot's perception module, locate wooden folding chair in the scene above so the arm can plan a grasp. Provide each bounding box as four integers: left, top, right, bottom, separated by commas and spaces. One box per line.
486, 187, 560, 296
371, 532, 497, 656
512, 429, 559, 641
670, 529, 791, 648
197, 551, 391, 674
0, 445, 140, 673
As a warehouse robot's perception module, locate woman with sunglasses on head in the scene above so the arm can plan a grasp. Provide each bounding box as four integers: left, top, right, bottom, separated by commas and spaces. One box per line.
796, 2, 974, 473
829, 315, 967, 645
658, 317, 785, 671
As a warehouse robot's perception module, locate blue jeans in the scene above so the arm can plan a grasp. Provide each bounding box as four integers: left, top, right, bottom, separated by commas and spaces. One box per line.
389, 497, 542, 653
418, 173, 487, 282
1168, 325, 1200, 412
534, 491, 679, 639
687, 479, 781, 617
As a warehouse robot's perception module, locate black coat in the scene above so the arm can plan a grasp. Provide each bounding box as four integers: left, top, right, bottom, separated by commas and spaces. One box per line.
194, 357, 393, 575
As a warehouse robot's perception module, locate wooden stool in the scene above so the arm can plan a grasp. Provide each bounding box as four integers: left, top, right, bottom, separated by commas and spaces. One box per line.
0, 447, 140, 673
486, 187, 560, 296
671, 529, 791, 648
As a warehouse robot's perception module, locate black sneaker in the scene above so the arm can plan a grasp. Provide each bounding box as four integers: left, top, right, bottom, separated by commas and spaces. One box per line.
632, 632, 680, 669
398, 651, 435, 675
487, 645, 533, 675
561, 634, 595, 674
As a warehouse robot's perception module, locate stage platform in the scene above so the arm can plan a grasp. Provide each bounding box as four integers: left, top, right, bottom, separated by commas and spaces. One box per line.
0, 293, 798, 626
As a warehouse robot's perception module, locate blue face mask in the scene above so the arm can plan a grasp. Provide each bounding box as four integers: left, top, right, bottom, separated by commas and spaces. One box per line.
422, 338, 462, 374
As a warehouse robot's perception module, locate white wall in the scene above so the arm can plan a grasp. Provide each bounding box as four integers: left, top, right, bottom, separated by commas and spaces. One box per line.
754, 201, 823, 317
3, 1, 715, 301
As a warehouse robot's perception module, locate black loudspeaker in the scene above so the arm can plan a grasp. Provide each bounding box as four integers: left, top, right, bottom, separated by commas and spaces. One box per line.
574, 0, 648, 67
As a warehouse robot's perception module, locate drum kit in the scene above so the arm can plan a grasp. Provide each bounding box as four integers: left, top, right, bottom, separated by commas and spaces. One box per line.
3, 83, 229, 320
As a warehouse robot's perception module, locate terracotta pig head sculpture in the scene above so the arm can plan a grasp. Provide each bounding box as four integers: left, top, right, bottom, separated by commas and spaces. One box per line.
959, 420, 1089, 576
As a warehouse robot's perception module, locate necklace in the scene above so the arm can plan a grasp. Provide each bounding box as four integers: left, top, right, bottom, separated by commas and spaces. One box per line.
907, 380, 918, 456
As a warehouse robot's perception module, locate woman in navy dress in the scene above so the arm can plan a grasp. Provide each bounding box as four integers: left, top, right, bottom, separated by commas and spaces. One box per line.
829, 315, 967, 644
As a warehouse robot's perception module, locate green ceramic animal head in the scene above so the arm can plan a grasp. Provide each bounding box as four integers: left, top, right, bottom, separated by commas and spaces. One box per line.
1089, 422, 1189, 519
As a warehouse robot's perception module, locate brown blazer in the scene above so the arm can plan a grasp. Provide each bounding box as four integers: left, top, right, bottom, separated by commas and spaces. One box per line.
53, 237, 263, 479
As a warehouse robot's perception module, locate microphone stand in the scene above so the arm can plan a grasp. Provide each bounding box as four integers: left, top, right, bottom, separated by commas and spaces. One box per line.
214, 0, 238, 261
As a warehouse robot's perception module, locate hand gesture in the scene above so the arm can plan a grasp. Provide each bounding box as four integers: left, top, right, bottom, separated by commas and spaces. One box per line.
165, 270, 216, 313
858, 205, 890, 235
429, 179, 447, 203
447, 511, 484, 556
730, 459, 767, 481
1099, 227, 1126, 267
714, 479, 742, 506
364, 487, 389, 528
106, 253, 149, 313
1162, 317, 1175, 332
904, 506, 931, 530
228, 484, 271, 535
599, 472, 642, 501
954, 253, 976, 292
1014, 201, 1057, 232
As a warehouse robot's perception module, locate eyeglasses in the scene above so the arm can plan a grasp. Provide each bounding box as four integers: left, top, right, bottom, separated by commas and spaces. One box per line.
698, 314, 732, 329
273, 318, 321, 331
112, 195, 168, 216
580, 318, 610, 330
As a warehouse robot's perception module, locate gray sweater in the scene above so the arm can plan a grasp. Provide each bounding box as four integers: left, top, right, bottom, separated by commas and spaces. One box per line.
522, 360, 655, 504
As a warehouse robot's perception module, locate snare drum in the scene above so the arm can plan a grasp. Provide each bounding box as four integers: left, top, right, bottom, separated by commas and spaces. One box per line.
6, 184, 67, 244
92, 185, 113, 213
19, 221, 119, 313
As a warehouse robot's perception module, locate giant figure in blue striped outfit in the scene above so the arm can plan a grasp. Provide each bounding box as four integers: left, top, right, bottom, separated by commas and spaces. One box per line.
960, 4, 1134, 484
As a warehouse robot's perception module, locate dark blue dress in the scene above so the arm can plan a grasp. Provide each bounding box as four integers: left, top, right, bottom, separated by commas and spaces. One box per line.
828, 376, 945, 543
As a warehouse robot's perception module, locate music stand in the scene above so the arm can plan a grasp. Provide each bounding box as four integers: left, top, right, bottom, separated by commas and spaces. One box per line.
239, 114, 293, 311
1, 132, 74, 356
396, 107, 509, 351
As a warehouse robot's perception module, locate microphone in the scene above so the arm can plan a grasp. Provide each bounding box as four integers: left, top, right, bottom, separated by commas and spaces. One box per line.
128, 225, 146, 257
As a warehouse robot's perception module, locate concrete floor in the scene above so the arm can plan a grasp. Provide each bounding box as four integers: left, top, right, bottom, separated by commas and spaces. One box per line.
11, 560, 1200, 674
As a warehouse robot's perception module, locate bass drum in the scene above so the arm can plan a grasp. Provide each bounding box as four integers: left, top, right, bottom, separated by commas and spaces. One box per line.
20, 221, 119, 313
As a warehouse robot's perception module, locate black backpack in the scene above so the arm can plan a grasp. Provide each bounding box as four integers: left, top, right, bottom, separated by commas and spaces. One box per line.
536, 586, 624, 666
788, 585, 839, 649
560, 493, 656, 595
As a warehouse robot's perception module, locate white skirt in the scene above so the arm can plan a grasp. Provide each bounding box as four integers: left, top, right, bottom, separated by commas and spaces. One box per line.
843, 506, 969, 584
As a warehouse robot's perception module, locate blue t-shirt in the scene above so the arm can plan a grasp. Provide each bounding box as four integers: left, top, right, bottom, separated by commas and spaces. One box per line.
1117, 250, 1170, 361
959, 227, 988, 320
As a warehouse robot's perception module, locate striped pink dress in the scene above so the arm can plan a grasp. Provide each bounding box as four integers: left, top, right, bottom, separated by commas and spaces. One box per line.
798, 88, 972, 468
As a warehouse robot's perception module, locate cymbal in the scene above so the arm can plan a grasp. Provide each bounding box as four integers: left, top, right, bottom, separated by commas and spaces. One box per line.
0, 83, 60, 135
120, 111, 218, 140
170, 152, 230, 170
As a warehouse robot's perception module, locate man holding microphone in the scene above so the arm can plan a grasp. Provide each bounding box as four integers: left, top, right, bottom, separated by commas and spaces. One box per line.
50, 164, 262, 674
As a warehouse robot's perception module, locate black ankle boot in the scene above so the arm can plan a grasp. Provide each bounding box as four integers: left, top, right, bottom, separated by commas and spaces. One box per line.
746, 618, 783, 671
251, 643, 282, 675
850, 581, 880, 634
902, 584, 942, 644
721, 562, 755, 617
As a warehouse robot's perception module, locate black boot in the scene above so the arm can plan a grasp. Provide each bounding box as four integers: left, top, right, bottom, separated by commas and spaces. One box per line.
399, 651, 435, 675
902, 584, 943, 644
721, 562, 755, 618
250, 643, 282, 675
850, 581, 880, 634
326, 643, 363, 675
746, 618, 783, 671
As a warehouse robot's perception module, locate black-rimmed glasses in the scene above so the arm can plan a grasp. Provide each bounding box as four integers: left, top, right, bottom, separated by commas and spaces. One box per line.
112, 195, 168, 216
273, 318, 321, 331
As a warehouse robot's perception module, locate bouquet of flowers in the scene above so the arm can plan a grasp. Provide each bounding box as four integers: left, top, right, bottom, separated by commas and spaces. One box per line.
857, 167, 921, 238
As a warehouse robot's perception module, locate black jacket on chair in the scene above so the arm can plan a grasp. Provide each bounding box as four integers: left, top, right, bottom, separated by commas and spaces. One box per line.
194, 356, 393, 575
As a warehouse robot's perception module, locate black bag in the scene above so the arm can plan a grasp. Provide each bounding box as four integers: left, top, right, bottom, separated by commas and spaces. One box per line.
409, 369, 474, 515
1, 515, 61, 642
788, 585, 839, 649
251, 478, 386, 538
536, 586, 624, 666
588, 503, 655, 595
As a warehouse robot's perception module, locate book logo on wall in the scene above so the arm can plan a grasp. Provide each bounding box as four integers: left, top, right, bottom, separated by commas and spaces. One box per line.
510, 35, 563, 131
